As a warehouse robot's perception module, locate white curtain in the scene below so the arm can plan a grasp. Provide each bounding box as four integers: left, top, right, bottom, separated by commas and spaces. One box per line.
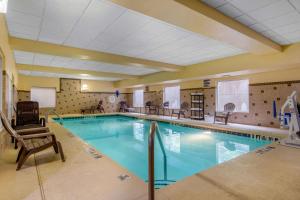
216, 80, 249, 112
133, 89, 144, 107
163, 86, 180, 109
31, 87, 56, 108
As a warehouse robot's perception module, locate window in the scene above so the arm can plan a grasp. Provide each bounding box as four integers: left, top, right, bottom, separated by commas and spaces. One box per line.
216, 80, 249, 112
164, 86, 180, 109
133, 89, 144, 107
31, 87, 56, 108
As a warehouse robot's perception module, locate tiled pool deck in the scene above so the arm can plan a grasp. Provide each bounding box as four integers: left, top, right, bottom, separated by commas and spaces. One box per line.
0, 113, 299, 200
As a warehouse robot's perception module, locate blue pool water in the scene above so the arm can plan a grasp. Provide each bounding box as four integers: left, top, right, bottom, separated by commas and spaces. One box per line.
55, 115, 270, 187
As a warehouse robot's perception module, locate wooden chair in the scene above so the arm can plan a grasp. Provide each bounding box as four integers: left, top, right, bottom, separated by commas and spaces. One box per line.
12, 101, 45, 128
214, 103, 235, 125
11, 101, 46, 148
0, 112, 65, 170
172, 102, 189, 119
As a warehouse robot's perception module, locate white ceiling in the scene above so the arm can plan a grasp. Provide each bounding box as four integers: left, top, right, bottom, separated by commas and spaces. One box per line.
202, 0, 300, 45
14, 50, 159, 76
6, 0, 245, 66
18, 70, 122, 81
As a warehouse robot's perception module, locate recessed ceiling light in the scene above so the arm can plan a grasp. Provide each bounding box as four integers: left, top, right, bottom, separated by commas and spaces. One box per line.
80, 55, 89, 60
129, 63, 144, 67
80, 74, 90, 77
0, 0, 8, 13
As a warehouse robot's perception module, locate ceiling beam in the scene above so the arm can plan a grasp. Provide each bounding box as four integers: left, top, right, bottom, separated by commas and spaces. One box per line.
111, 0, 282, 54
10, 37, 182, 72
114, 43, 300, 88
17, 64, 136, 80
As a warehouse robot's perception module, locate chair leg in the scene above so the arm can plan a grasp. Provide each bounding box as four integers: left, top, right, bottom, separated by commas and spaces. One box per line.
11, 136, 14, 143
14, 140, 18, 149
53, 142, 59, 154
225, 117, 228, 125
16, 150, 31, 171
16, 146, 24, 163
57, 141, 65, 162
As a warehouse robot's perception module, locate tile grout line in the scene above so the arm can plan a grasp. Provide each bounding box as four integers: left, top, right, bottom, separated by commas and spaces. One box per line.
34, 154, 46, 200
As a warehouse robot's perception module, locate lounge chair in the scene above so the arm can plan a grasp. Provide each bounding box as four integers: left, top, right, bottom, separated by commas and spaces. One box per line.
0, 112, 65, 170
145, 101, 158, 115
97, 100, 105, 113
119, 101, 135, 112
172, 102, 189, 119
214, 103, 235, 125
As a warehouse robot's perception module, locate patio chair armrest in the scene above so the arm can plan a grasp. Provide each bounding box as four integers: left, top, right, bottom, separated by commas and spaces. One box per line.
20, 132, 55, 139
11, 118, 16, 129
16, 127, 50, 134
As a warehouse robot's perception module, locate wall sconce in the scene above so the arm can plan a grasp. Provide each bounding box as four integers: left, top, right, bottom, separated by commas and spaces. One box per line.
81, 84, 88, 91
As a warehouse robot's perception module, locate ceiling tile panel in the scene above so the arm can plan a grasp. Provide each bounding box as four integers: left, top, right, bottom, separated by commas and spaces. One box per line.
8, 0, 246, 66
64, 0, 125, 48
262, 12, 300, 29
217, 3, 243, 18
33, 53, 54, 66
289, 0, 300, 11
39, 0, 91, 44
203, 0, 300, 44
247, 0, 294, 21
6, 10, 41, 27
14, 51, 159, 76
202, 0, 227, 8
7, 0, 45, 17
229, 0, 279, 13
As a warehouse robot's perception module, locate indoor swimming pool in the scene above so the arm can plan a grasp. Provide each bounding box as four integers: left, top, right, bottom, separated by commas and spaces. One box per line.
54, 115, 271, 188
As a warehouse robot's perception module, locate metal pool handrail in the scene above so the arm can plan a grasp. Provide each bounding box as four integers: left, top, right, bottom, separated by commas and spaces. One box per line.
45, 109, 63, 124
148, 121, 167, 200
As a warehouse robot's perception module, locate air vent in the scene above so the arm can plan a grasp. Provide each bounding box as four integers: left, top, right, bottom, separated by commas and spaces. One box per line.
203, 79, 211, 88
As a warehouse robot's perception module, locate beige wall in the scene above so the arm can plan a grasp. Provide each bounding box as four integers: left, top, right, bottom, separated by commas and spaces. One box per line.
17, 76, 130, 93
131, 67, 300, 92
0, 14, 19, 152
18, 79, 130, 115
18, 75, 60, 91
0, 15, 18, 85
81, 79, 129, 93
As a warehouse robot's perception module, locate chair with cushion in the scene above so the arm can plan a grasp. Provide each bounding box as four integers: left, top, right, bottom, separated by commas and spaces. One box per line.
0, 111, 65, 170
214, 103, 235, 125
172, 102, 189, 119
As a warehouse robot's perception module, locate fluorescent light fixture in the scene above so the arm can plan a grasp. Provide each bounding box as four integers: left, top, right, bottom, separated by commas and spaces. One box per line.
80, 73, 90, 77
0, 0, 8, 13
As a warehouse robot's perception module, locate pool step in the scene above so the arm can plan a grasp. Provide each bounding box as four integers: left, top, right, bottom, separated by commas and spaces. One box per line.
146, 179, 176, 189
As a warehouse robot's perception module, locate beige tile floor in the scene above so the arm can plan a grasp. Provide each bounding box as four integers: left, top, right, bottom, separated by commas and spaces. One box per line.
0, 113, 299, 200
